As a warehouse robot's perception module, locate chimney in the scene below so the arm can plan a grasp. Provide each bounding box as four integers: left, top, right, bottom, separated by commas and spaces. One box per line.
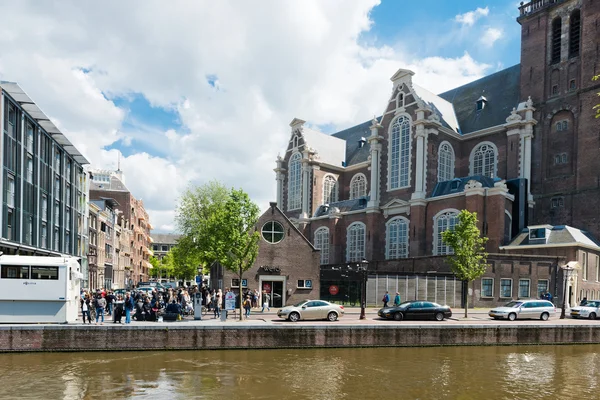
358, 137, 366, 148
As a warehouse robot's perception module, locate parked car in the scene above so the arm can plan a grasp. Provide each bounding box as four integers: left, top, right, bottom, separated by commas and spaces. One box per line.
377, 301, 452, 321
138, 281, 167, 290
489, 300, 556, 321
277, 300, 344, 322
161, 281, 178, 290
570, 300, 600, 319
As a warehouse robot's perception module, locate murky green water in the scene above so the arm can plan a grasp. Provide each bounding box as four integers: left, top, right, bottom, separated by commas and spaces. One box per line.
1, 345, 599, 399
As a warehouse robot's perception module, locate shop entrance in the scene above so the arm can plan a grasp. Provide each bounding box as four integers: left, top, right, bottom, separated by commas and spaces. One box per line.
262, 280, 284, 308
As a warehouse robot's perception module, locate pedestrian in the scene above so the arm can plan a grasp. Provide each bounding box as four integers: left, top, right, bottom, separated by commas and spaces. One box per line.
394, 292, 401, 307
214, 288, 222, 318
95, 294, 106, 325
81, 294, 92, 324
243, 296, 252, 318
106, 291, 115, 317
262, 290, 270, 312
382, 291, 390, 308
580, 297, 588, 306
124, 291, 134, 324
253, 289, 259, 308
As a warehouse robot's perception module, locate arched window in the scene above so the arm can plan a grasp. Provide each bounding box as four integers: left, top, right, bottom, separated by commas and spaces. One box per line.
322, 175, 338, 204
437, 142, 455, 182
569, 10, 581, 58
389, 116, 411, 190
396, 91, 404, 109
470, 142, 498, 178
551, 17, 561, 64
287, 153, 302, 210
434, 210, 459, 255
349, 173, 367, 199
314, 227, 330, 265
346, 222, 366, 262
386, 217, 409, 259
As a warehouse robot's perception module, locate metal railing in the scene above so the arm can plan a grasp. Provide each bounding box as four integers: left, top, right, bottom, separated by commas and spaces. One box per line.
518, 0, 563, 17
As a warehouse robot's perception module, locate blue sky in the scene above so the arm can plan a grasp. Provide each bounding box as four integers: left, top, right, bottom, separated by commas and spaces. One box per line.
0, 0, 526, 231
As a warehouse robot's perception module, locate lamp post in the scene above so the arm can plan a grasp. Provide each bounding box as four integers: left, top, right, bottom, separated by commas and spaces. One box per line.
359, 259, 369, 320
560, 265, 575, 319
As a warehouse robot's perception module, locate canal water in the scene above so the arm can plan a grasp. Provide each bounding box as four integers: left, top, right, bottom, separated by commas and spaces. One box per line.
1, 345, 599, 399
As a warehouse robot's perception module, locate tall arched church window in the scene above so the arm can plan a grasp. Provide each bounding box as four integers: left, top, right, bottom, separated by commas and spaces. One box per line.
437, 142, 455, 182
346, 222, 366, 262
386, 217, 409, 259
551, 17, 561, 64
287, 153, 302, 211
569, 10, 581, 58
389, 116, 411, 190
322, 175, 338, 204
434, 210, 459, 255
470, 142, 497, 178
349, 173, 367, 200
314, 227, 330, 265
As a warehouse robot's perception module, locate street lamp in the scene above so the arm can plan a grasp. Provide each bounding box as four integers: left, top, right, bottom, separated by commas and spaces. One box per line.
560, 264, 576, 319
359, 259, 369, 320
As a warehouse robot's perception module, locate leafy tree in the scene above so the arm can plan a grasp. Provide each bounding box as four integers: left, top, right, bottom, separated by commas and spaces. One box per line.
441, 210, 488, 318
171, 238, 203, 280
594, 75, 600, 119
175, 182, 260, 319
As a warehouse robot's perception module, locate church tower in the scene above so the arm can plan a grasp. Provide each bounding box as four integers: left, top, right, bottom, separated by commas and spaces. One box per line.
518, 0, 600, 237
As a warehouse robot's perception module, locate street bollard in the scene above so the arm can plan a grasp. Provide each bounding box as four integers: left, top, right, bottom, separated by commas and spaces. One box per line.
220, 310, 227, 321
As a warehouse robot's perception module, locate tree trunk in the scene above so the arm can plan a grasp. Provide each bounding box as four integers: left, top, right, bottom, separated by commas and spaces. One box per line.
464, 281, 469, 319
239, 264, 244, 321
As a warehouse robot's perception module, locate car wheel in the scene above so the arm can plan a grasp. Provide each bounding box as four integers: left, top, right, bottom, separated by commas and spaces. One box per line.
435, 312, 444, 321
540, 312, 549, 321
327, 312, 338, 322
393, 312, 403, 321
288, 312, 300, 322
508, 313, 517, 321
589, 313, 597, 320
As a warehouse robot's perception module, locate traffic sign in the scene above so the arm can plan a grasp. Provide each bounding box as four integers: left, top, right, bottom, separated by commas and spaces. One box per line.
329, 285, 339, 295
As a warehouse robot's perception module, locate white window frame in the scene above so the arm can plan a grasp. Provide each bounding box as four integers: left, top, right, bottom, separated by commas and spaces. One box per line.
481, 278, 494, 298
41, 195, 48, 222
26, 155, 33, 183
26, 123, 34, 153
469, 141, 498, 178
518, 279, 531, 298
582, 251, 588, 281
437, 141, 455, 182
287, 152, 302, 211
322, 174, 338, 205
346, 222, 366, 262
388, 115, 412, 191
596, 256, 599, 282
314, 227, 330, 265
230, 278, 248, 288
41, 223, 47, 248
54, 227, 59, 251
54, 202, 60, 226
386, 216, 409, 259
433, 209, 459, 255
500, 278, 513, 298
297, 279, 313, 289
349, 173, 367, 200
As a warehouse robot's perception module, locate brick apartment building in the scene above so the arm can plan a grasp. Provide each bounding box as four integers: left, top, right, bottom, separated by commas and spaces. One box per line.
89, 169, 153, 286
271, 0, 600, 307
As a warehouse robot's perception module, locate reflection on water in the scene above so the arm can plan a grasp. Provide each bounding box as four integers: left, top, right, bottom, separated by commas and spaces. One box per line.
2, 345, 600, 399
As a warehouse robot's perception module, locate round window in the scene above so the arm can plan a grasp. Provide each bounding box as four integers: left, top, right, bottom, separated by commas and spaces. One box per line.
262, 221, 285, 244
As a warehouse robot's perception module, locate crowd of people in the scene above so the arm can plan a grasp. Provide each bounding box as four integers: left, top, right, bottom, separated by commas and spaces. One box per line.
80, 285, 273, 324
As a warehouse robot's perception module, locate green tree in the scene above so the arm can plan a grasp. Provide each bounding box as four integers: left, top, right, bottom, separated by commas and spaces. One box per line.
149, 254, 175, 280
594, 75, 600, 119
171, 238, 203, 280
175, 182, 260, 319
441, 210, 488, 318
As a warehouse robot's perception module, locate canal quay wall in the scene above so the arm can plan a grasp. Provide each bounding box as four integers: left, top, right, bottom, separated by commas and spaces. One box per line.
1, 324, 600, 352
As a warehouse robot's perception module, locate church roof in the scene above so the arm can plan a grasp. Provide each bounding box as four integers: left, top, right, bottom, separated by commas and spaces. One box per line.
438, 64, 521, 134
430, 176, 497, 198
502, 225, 600, 251
331, 118, 379, 166
302, 127, 346, 167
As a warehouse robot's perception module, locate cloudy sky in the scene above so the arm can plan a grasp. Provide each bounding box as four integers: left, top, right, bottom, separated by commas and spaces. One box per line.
0, 0, 521, 232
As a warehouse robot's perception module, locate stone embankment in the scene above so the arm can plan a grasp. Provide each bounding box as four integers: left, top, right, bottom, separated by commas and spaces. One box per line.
1, 323, 599, 352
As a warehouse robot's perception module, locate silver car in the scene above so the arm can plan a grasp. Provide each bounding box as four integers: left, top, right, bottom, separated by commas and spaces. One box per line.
570, 300, 600, 319
489, 300, 556, 321
277, 300, 344, 322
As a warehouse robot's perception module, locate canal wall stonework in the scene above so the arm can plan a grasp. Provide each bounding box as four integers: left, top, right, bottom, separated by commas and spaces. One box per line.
1, 325, 600, 352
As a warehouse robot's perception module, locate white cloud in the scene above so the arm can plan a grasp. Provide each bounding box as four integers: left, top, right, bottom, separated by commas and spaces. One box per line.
0, 0, 493, 233
455, 7, 490, 27
481, 28, 504, 47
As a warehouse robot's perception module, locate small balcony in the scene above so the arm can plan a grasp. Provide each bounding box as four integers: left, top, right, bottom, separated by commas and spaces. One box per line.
518, 0, 565, 19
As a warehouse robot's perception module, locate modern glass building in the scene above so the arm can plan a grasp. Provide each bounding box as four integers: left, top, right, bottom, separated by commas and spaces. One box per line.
1, 82, 89, 259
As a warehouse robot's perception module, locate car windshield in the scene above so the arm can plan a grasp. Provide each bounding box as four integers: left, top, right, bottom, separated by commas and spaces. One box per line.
504, 301, 523, 308
397, 301, 413, 308
585, 301, 600, 307
293, 301, 308, 307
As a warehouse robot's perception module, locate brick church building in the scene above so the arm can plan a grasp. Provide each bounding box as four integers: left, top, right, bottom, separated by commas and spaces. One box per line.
269, 0, 600, 307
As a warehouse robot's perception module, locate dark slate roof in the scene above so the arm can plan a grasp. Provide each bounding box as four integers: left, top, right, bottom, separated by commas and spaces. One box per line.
313, 197, 368, 217
331, 117, 381, 166
438, 64, 521, 134
507, 226, 600, 248
430, 176, 497, 198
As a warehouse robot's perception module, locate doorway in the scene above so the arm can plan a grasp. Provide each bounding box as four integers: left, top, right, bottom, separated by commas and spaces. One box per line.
261, 279, 284, 308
